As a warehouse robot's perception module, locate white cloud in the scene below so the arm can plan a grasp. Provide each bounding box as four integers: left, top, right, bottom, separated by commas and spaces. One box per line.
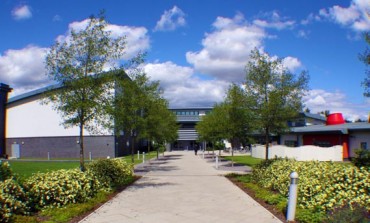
12, 5, 32, 20
144, 62, 229, 107
186, 13, 266, 82
57, 19, 150, 60
154, 6, 186, 32
253, 11, 295, 30
304, 89, 370, 121
319, 0, 370, 32
0, 45, 50, 96
297, 30, 310, 39
53, 15, 62, 22
282, 57, 302, 72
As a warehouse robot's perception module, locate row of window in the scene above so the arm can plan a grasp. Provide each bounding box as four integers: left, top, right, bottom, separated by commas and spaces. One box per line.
173, 111, 200, 116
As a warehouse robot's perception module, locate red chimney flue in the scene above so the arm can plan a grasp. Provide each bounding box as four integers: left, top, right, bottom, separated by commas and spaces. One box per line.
326, 113, 345, 125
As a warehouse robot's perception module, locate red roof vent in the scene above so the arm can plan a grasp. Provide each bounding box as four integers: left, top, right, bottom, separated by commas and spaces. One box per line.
326, 113, 345, 125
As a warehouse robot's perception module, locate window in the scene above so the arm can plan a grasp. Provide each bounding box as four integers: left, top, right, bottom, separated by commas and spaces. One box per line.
360, 142, 367, 150
285, 140, 297, 147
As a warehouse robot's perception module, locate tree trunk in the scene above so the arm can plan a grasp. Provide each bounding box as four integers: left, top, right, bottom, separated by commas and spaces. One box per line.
79, 122, 85, 171
131, 135, 135, 163
265, 127, 269, 160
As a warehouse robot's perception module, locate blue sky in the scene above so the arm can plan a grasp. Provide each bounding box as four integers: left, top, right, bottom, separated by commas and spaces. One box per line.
0, 0, 369, 121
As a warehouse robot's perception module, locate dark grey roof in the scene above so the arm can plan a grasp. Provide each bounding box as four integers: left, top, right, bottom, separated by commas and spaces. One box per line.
302, 112, 326, 121
291, 122, 370, 134
7, 83, 62, 105
169, 107, 213, 110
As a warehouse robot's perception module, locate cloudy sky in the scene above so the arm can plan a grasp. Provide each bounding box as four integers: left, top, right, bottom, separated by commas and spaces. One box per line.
1, 0, 370, 121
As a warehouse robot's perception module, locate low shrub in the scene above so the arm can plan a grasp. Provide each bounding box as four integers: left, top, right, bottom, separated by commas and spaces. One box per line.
0, 161, 13, 181
324, 202, 370, 223
86, 158, 133, 189
0, 179, 28, 222
24, 168, 101, 209
352, 149, 370, 167
252, 159, 370, 212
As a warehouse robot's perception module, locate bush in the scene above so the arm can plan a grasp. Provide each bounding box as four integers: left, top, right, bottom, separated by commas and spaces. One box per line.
252, 159, 370, 213
24, 169, 101, 209
0, 161, 13, 181
324, 202, 370, 223
0, 179, 28, 222
352, 149, 370, 167
86, 158, 133, 189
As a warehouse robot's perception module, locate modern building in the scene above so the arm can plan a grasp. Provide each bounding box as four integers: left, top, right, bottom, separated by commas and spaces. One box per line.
281, 113, 370, 159
169, 108, 211, 151
0, 82, 212, 159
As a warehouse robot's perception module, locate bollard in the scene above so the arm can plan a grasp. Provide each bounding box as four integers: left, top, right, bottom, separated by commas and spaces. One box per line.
287, 171, 299, 222
215, 155, 219, 169
202, 149, 205, 159
47, 152, 50, 161
143, 152, 145, 163
89, 152, 92, 161
138, 151, 140, 160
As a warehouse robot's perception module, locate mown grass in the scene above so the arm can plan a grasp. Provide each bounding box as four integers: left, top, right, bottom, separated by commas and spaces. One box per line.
222, 155, 263, 167
7, 151, 159, 179
8, 161, 80, 179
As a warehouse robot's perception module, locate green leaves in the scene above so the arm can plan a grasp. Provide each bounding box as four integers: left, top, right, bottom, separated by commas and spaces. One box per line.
45, 12, 127, 169
252, 159, 370, 212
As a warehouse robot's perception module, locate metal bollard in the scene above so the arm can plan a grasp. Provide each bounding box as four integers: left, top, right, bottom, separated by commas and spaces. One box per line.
287, 171, 299, 221
47, 152, 50, 161
215, 155, 219, 169
143, 152, 145, 163
89, 152, 92, 161
202, 149, 205, 159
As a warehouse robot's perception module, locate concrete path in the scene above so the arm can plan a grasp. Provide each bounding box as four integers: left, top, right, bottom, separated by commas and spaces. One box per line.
79, 151, 282, 223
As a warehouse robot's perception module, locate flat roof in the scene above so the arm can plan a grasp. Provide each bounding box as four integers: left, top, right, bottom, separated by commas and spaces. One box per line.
7, 83, 62, 105
291, 122, 370, 134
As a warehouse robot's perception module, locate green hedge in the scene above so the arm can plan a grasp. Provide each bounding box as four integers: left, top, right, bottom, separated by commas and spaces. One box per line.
86, 158, 134, 188
24, 169, 101, 209
0, 158, 134, 222
0, 179, 29, 222
252, 159, 370, 212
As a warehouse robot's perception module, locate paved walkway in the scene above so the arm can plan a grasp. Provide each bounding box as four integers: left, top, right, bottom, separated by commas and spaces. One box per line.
79, 151, 282, 223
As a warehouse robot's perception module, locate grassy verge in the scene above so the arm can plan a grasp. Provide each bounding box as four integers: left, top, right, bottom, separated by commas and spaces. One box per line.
121, 151, 160, 165
226, 174, 288, 222
7, 151, 160, 179
8, 161, 80, 179
222, 155, 263, 167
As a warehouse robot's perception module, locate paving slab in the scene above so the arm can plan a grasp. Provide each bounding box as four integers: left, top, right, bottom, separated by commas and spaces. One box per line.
80, 151, 282, 223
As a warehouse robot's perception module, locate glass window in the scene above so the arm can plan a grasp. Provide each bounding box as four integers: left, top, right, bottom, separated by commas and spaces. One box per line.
360, 142, 367, 150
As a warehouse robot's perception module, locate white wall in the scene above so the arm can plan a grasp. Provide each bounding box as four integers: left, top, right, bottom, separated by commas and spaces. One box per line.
251, 144, 343, 161
7, 95, 110, 138
349, 132, 370, 157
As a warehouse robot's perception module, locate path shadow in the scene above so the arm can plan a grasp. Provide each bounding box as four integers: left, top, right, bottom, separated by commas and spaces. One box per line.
164, 154, 183, 160
128, 178, 177, 191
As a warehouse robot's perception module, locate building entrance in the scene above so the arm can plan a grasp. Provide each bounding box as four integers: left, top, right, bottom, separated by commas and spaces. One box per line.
172, 140, 196, 151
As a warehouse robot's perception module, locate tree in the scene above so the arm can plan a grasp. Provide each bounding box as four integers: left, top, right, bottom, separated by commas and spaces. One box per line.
196, 103, 228, 153
45, 13, 126, 171
110, 65, 148, 163
196, 84, 254, 161
245, 49, 309, 160
143, 97, 178, 159
110, 59, 177, 162
360, 32, 370, 97
223, 84, 254, 155
318, 110, 330, 117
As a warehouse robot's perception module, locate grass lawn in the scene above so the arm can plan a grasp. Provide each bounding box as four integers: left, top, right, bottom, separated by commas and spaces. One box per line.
7, 151, 160, 179
7, 161, 80, 179
222, 155, 263, 167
